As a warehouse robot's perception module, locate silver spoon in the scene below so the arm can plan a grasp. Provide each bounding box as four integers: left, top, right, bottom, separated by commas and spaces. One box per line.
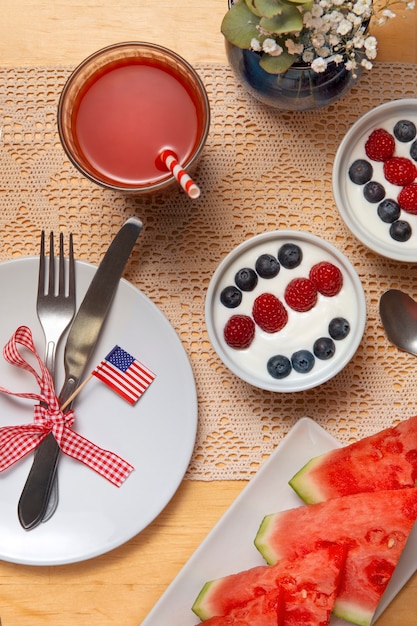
379, 289, 417, 357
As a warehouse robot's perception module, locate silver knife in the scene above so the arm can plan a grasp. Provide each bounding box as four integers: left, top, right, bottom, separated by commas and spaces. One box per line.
18, 216, 143, 530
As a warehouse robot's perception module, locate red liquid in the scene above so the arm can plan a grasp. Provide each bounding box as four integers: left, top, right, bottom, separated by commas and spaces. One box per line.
73, 61, 199, 186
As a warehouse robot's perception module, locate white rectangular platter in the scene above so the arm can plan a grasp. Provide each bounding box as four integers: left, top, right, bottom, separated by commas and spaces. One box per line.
142, 417, 417, 625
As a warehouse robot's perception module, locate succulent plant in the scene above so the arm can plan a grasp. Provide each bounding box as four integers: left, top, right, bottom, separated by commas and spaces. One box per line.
221, 0, 313, 74
222, 0, 415, 76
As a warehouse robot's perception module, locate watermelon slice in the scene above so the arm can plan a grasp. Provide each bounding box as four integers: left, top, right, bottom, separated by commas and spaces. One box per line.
192, 543, 347, 624
289, 415, 417, 503
254, 488, 417, 626
194, 587, 284, 625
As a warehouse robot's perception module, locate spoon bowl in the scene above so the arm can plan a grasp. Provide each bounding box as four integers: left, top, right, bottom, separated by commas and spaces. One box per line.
379, 289, 417, 358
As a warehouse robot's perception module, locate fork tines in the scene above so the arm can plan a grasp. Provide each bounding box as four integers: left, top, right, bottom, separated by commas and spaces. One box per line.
38, 231, 75, 298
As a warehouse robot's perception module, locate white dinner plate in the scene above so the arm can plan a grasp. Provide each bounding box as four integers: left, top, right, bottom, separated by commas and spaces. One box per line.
0, 257, 197, 565
142, 417, 417, 625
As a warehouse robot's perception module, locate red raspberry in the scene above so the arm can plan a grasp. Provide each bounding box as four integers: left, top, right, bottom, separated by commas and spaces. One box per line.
309, 261, 343, 297
284, 278, 318, 312
398, 182, 417, 214
252, 293, 288, 333
383, 157, 417, 186
223, 315, 255, 349
365, 128, 395, 162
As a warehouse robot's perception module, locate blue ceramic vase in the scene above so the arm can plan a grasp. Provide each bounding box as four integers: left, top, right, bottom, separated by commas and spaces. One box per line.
225, 41, 364, 111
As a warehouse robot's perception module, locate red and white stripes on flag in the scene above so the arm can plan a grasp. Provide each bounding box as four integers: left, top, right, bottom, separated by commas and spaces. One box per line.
92, 346, 156, 405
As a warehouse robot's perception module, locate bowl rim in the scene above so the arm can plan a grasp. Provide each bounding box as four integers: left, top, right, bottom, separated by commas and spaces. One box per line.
205, 229, 367, 392
333, 98, 417, 262
57, 41, 210, 194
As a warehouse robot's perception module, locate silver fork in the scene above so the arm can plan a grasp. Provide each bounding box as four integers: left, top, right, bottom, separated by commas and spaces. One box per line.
37, 231, 76, 520
38, 231, 76, 374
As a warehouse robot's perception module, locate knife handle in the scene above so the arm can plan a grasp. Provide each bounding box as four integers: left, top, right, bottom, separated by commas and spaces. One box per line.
17, 432, 60, 530
18, 376, 78, 529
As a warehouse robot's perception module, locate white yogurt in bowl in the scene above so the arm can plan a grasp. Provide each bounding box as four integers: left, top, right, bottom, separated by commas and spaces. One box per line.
205, 230, 366, 392
333, 98, 417, 262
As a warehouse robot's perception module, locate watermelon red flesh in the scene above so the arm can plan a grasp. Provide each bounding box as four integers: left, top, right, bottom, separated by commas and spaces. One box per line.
254, 488, 417, 626
194, 587, 284, 625
289, 415, 417, 504
192, 544, 347, 624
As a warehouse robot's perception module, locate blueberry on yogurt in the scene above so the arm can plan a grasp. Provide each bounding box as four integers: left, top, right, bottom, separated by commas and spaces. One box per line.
277, 243, 302, 269
235, 267, 258, 291
348, 159, 373, 185
313, 337, 336, 360
255, 253, 280, 278
220, 285, 242, 308
267, 354, 292, 379
328, 317, 350, 340
377, 199, 401, 223
363, 181, 385, 203
393, 119, 417, 143
390, 220, 412, 242
291, 349, 315, 373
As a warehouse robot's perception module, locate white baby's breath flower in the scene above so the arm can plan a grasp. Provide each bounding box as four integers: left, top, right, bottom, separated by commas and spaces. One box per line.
352, 32, 366, 47
382, 9, 396, 18
345, 58, 357, 71
311, 57, 328, 72
250, 38, 262, 52
262, 38, 283, 56
352, 0, 372, 16
311, 4, 324, 17
337, 18, 353, 35
317, 46, 331, 57
364, 35, 377, 52
302, 49, 315, 63
361, 58, 373, 69
408, 1, 415, 9
311, 33, 326, 48
285, 39, 304, 55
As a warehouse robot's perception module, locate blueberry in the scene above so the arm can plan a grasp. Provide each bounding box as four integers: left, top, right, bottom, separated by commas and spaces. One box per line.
389, 220, 412, 242
348, 159, 373, 185
235, 267, 258, 291
220, 285, 242, 308
278, 243, 303, 269
393, 119, 416, 143
291, 349, 315, 373
377, 199, 401, 223
313, 337, 336, 360
363, 181, 385, 203
267, 354, 292, 379
255, 253, 280, 279
329, 317, 350, 340
410, 140, 417, 162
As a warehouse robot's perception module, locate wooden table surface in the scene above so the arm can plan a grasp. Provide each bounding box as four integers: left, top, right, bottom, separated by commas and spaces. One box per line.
0, 2, 416, 625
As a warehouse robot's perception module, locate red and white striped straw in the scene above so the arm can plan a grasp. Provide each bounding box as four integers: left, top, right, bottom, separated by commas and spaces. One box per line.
160, 149, 200, 199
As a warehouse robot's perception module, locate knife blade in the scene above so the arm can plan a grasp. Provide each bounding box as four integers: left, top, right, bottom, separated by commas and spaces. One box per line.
17, 216, 143, 529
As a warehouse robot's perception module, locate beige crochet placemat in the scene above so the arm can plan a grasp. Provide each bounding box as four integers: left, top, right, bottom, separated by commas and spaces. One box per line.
1, 62, 417, 480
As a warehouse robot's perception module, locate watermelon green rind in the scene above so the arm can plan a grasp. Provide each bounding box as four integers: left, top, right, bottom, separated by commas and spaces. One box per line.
289, 456, 332, 503
253, 514, 281, 565
254, 488, 417, 626
192, 580, 223, 621
288, 416, 417, 504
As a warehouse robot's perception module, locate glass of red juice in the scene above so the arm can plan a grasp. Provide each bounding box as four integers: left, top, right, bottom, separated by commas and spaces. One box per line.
57, 42, 210, 194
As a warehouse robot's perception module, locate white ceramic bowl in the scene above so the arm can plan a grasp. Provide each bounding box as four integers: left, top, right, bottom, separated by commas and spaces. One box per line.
205, 230, 366, 392
333, 99, 417, 262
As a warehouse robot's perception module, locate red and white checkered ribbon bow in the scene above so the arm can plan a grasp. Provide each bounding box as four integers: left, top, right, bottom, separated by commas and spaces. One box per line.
0, 326, 134, 486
